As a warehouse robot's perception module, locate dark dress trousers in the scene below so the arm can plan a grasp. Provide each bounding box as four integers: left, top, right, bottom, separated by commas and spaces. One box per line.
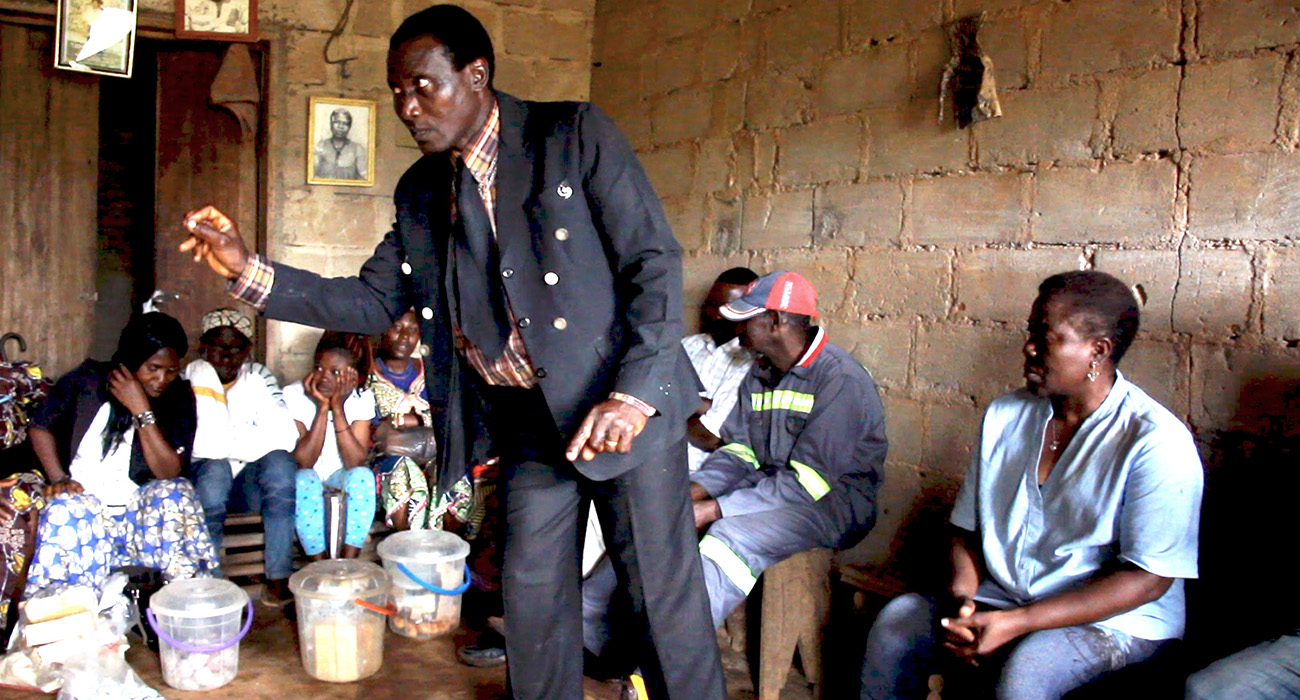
258, 92, 726, 700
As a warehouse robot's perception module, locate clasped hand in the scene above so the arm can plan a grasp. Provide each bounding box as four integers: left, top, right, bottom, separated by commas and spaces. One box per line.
940, 597, 1025, 660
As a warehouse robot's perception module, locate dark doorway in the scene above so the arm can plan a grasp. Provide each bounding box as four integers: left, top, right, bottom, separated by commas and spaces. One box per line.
93, 38, 267, 361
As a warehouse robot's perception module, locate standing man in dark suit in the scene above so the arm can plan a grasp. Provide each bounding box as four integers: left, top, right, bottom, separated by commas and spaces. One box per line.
179, 5, 725, 700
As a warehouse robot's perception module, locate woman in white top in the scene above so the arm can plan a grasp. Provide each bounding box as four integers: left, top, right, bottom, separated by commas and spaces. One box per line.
285, 331, 376, 560
26, 313, 218, 594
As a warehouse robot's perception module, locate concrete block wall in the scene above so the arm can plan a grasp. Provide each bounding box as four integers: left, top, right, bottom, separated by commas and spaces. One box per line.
591, 0, 1300, 582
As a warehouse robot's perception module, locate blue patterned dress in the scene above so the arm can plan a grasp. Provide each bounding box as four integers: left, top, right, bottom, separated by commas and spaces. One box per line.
26, 478, 217, 597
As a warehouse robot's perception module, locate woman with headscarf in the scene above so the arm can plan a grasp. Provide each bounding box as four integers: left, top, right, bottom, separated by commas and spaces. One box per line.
26, 312, 217, 595
860, 271, 1203, 700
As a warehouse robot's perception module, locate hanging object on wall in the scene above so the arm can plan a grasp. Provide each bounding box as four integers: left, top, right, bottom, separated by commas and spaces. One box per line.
54, 0, 139, 78
324, 0, 358, 79
938, 13, 1003, 129
210, 44, 262, 141
175, 0, 260, 42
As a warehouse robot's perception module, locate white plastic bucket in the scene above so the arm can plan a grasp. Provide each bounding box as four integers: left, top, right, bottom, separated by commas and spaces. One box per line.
376, 530, 470, 639
288, 559, 390, 682
148, 578, 251, 690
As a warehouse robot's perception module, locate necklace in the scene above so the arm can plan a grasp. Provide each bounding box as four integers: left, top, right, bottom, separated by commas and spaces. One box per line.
1048, 420, 1061, 453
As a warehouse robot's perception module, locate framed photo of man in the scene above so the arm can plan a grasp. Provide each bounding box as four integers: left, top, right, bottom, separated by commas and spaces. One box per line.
307, 97, 377, 187
54, 0, 138, 78
174, 0, 258, 42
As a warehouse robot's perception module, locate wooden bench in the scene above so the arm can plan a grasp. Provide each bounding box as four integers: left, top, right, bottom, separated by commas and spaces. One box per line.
218, 512, 392, 592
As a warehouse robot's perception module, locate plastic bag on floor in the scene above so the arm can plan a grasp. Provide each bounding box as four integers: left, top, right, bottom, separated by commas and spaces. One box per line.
0, 573, 154, 696
55, 644, 162, 700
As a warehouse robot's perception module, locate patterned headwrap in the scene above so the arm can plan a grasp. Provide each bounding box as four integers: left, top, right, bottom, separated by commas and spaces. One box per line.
201, 307, 253, 338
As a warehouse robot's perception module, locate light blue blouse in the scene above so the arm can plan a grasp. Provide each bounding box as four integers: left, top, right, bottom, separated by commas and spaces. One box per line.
950, 372, 1203, 641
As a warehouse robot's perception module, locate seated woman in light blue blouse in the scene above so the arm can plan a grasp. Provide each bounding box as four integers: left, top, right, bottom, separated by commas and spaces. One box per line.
860, 271, 1204, 700
284, 332, 376, 560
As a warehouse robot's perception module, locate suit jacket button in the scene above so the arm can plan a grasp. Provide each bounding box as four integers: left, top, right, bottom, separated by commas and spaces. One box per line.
421, 307, 434, 320
518, 317, 530, 328
536, 367, 548, 378
554, 228, 569, 241
502, 268, 515, 279
552, 317, 567, 330
543, 272, 559, 286
401, 262, 412, 275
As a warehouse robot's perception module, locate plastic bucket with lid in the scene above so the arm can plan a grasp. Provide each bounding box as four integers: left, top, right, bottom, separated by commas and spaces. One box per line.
288, 559, 390, 682
376, 530, 471, 639
147, 578, 252, 690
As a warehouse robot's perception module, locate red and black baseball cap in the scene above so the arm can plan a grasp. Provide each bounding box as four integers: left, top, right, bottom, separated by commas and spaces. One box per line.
720, 270, 819, 321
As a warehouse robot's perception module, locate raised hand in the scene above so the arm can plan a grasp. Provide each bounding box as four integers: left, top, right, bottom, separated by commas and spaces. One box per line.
180, 205, 250, 280
304, 370, 331, 408
108, 364, 151, 416
330, 366, 359, 413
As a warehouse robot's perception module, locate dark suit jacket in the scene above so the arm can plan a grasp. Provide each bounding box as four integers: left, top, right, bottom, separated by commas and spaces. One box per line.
262, 92, 698, 490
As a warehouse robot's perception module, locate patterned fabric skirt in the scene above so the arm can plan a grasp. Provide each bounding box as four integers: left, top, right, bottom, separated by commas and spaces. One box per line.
1, 472, 45, 622
25, 478, 218, 598
374, 456, 473, 531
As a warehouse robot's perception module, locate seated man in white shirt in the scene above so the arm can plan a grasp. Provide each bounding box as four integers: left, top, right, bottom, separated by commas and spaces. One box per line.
184, 308, 298, 605
682, 267, 759, 472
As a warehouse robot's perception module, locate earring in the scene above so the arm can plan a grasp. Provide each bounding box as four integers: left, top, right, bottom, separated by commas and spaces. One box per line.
1086, 360, 1099, 382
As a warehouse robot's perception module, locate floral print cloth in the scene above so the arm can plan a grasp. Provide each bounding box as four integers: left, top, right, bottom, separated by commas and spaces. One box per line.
25, 478, 217, 598
1, 472, 45, 622
374, 455, 472, 530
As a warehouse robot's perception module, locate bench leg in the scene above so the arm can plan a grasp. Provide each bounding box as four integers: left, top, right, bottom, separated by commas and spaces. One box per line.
759, 550, 832, 700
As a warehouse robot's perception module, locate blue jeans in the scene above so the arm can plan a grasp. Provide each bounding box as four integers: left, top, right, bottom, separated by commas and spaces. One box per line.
860, 592, 1168, 700
192, 451, 297, 580
1186, 633, 1300, 700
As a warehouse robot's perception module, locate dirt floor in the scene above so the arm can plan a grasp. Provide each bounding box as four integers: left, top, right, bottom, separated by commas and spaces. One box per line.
6, 595, 822, 700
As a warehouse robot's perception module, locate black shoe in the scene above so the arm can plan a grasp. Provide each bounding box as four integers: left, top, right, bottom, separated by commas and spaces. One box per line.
456, 643, 506, 668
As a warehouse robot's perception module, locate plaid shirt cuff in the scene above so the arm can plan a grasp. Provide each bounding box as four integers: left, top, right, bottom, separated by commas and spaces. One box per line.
609, 392, 656, 417
227, 253, 274, 311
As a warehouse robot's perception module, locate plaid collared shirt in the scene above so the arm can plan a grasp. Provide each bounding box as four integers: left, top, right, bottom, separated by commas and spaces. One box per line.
449, 101, 538, 389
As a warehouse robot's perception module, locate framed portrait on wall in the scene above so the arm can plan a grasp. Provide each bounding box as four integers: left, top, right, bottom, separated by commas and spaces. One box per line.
307, 96, 377, 187
54, 0, 138, 78
175, 0, 259, 41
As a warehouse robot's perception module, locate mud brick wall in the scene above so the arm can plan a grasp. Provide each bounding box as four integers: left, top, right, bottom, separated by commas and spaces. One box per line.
590, 0, 1300, 629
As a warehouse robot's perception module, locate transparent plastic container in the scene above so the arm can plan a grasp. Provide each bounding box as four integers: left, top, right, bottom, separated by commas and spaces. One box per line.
376, 530, 470, 639
148, 578, 251, 690
288, 560, 390, 682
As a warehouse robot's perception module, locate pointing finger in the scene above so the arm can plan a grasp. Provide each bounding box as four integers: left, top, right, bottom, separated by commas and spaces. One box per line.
566, 413, 596, 461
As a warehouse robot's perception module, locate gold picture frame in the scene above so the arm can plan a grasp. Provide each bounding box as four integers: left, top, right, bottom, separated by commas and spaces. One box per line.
307, 96, 377, 188
55, 0, 138, 78
175, 0, 259, 42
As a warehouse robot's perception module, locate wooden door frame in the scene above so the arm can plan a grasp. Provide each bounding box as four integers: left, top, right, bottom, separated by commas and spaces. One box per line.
0, 5, 273, 361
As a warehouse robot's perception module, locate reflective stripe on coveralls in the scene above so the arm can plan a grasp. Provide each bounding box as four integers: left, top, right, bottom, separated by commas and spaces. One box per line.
698, 534, 757, 594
